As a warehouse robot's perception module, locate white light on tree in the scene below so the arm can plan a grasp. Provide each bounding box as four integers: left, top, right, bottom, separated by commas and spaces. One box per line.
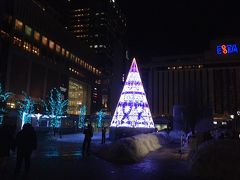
110, 58, 154, 128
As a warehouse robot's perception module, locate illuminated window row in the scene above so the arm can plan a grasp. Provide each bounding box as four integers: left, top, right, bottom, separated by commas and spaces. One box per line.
167, 64, 204, 70
14, 19, 102, 76
76, 35, 88, 38
95, 12, 105, 16
69, 67, 85, 77
0, 29, 10, 39
73, 8, 90, 12
73, 13, 90, 17
73, 30, 88, 33
72, 24, 89, 28
90, 45, 106, 49
14, 38, 40, 56
13, 36, 21, 47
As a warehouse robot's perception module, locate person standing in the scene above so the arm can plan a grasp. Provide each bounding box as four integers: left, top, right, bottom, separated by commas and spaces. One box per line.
82, 123, 93, 159
14, 123, 37, 177
0, 123, 15, 179
101, 127, 106, 144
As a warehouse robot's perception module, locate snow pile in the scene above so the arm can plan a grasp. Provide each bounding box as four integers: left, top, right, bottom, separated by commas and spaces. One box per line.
96, 133, 161, 163
189, 140, 240, 180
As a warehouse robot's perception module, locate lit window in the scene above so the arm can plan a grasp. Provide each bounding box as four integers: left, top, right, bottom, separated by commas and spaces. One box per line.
15, 19, 23, 31
32, 46, 40, 56
23, 41, 31, 52
34, 31, 40, 41
13, 36, 22, 47
49, 40, 54, 49
25, 25, 32, 36
42, 36, 48, 46
66, 51, 69, 58
62, 48, 65, 56
56, 44, 61, 53
80, 60, 83, 66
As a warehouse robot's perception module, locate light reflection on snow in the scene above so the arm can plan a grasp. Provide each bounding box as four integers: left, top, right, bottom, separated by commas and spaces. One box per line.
44, 150, 82, 157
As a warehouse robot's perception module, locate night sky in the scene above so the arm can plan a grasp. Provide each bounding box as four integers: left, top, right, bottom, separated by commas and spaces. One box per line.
118, 0, 240, 59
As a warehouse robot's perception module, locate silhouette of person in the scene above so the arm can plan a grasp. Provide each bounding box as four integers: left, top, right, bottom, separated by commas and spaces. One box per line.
14, 123, 37, 177
82, 123, 93, 158
101, 127, 106, 144
0, 122, 15, 178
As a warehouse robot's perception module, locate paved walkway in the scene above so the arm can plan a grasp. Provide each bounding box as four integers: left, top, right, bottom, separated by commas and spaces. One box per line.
3, 132, 192, 180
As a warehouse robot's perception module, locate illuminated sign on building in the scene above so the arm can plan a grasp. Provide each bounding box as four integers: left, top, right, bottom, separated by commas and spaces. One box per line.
216, 44, 239, 55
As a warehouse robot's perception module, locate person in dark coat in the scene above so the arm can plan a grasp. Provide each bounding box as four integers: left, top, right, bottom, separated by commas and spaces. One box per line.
0, 123, 15, 178
82, 123, 93, 158
101, 127, 106, 144
14, 123, 37, 176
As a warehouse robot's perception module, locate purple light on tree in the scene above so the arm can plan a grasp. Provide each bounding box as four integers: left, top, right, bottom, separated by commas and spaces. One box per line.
110, 58, 154, 128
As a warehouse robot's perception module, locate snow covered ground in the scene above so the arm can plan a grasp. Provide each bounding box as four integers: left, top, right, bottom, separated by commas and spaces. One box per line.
52, 132, 105, 143
96, 133, 161, 163
189, 139, 240, 180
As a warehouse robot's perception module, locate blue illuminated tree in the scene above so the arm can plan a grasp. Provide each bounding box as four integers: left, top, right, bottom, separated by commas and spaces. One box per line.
110, 58, 155, 128
78, 105, 86, 128
48, 88, 68, 128
0, 83, 14, 124
97, 109, 106, 128
17, 92, 35, 128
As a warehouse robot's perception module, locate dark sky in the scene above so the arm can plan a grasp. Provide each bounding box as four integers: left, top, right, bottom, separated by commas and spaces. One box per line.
118, 0, 240, 58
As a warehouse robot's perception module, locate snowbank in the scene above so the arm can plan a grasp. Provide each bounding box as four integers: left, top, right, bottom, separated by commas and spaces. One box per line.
189, 140, 240, 180
96, 133, 161, 163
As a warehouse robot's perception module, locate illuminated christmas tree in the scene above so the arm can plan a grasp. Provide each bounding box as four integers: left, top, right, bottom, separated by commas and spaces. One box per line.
0, 83, 14, 125
78, 105, 86, 128
17, 92, 35, 128
48, 88, 68, 128
110, 58, 154, 128
97, 109, 106, 128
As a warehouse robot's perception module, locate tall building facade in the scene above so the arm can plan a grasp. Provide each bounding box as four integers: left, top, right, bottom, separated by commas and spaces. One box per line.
0, 0, 103, 114
142, 40, 240, 119
41, 0, 127, 113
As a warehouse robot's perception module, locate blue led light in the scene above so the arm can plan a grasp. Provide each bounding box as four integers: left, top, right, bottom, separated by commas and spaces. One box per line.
216, 44, 239, 55
78, 105, 86, 128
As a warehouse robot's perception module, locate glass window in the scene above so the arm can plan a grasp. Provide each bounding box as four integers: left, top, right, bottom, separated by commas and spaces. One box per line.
13, 36, 22, 47
23, 41, 31, 52
62, 48, 65, 56
42, 36, 48, 46
25, 25, 32, 36
34, 31, 40, 41
66, 51, 69, 58
32, 46, 40, 56
49, 40, 54, 49
56, 44, 61, 53
15, 19, 23, 31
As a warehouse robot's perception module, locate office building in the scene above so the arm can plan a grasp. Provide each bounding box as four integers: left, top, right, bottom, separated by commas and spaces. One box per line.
142, 39, 240, 120
0, 0, 103, 114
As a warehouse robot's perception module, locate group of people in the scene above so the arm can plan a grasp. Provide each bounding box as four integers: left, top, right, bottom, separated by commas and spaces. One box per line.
0, 122, 37, 179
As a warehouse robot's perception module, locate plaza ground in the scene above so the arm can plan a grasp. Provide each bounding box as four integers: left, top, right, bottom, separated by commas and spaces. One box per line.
4, 131, 192, 180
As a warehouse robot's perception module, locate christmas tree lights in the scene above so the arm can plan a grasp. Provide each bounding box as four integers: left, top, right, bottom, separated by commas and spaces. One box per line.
110, 58, 154, 128
97, 109, 106, 128
17, 92, 34, 128
0, 83, 14, 125
48, 88, 68, 128
78, 105, 86, 128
